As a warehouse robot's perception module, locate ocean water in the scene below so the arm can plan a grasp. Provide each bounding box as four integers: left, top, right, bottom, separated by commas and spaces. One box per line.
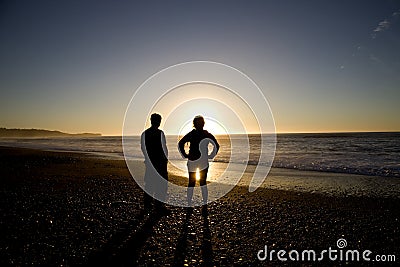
1, 132, 399, 178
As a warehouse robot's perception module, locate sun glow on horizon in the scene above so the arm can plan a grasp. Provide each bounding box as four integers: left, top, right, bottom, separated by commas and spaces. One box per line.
177, 117, 228, 136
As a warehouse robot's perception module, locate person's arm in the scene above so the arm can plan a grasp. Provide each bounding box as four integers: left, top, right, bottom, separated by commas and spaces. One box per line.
161, 130, 168, 160
140, 132, 149, 161
178, 133, 190, 158
208, 133, 220, 159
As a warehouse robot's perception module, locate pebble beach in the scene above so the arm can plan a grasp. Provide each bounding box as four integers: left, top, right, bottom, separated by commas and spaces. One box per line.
1, 146, 399, 265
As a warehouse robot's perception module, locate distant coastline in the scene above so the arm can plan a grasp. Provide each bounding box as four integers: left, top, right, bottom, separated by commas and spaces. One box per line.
0, 128, 101, 138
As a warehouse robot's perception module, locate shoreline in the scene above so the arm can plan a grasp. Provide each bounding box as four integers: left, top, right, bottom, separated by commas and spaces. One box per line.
1, 133, 399, 180
1, 144, 400, 198
1, 146, 399, 265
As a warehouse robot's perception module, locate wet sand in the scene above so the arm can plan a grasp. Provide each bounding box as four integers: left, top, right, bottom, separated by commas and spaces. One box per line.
1, 146, 399, 265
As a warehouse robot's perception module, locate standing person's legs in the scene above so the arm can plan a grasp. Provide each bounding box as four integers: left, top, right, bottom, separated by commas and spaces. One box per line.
144, 165, 154, 211
187, 172, 196, 206
143, 188, 153, 210
154, 163, 168, 210
199, 168, 208, 205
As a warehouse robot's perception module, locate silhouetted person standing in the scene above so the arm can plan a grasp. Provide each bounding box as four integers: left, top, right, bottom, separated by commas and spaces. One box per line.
141, 113, 169, 214
178, 115, 219, 206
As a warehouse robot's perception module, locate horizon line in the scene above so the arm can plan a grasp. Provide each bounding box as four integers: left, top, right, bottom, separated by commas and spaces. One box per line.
2, 127, 399, 136
112, 130, 400, 137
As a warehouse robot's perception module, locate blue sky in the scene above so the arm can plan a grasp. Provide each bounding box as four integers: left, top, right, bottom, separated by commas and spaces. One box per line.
0, 0, 399, 134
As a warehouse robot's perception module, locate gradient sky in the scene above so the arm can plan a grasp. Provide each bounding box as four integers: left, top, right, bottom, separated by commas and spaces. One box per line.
1, 0, 399, 135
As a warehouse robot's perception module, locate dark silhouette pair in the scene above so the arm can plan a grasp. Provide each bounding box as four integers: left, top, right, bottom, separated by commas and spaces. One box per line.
141, 114, 219, 212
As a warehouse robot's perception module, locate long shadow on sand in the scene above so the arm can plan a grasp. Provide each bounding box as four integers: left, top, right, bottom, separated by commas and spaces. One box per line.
201, 206, 214, 266
88, 210, 164, 266
173, 206, 214, 266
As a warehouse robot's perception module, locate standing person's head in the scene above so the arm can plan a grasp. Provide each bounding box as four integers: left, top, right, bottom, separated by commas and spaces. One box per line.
193, 115, 205, 131
150, 113, 162, 128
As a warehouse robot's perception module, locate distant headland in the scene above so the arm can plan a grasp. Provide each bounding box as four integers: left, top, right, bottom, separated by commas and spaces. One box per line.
0, 128, 101, 138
